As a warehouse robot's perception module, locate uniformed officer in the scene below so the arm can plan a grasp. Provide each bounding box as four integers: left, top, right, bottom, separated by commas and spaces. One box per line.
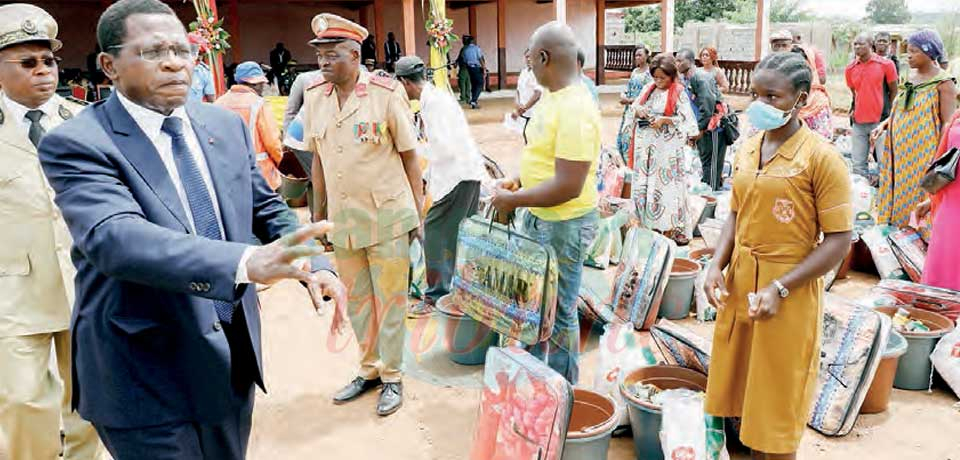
0, 4, 105, 459
303, 14, 423, 416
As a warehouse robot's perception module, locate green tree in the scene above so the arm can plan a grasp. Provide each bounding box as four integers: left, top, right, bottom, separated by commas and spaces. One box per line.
624, 5, 660, 34
623, 0, 738, 34
866, 0, 911, 24
723, 0, 810, 24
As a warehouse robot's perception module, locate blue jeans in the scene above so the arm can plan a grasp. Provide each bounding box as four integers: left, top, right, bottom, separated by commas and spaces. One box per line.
521, 210, 599, 384
851, 122, 879, 177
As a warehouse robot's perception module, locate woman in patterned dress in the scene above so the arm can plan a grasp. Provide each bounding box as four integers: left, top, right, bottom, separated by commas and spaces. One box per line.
627, 54, 700, 244
873, 29, 957, 229
616, 45, 653, 164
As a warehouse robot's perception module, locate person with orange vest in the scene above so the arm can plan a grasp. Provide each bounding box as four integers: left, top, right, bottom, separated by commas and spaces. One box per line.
214, 61, 283, 189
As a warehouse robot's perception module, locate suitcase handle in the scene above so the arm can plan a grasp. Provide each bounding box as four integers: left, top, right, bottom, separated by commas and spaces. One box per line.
487, 209, 517, 239
825, 362, 849, 388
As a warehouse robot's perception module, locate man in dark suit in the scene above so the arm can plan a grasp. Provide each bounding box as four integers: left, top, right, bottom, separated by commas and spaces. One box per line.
677, 48, 725, 192
268, 42, 290, 85
38, 1, 348, 458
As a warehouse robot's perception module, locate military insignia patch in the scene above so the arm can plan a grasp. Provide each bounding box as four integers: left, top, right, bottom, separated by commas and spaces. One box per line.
21, 19, 37, 35
58, 105, 72, 120
314, 16, 328, 33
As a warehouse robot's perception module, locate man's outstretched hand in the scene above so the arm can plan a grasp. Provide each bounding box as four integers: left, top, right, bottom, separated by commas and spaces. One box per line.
307, 269, 348, 335
246, 221, 334, 286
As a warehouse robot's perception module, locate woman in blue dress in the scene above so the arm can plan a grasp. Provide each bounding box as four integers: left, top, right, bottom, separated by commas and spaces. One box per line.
617, 45, 653, 164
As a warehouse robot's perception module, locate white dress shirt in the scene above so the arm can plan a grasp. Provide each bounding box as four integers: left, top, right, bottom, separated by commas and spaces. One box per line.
516, 68, 542, 116
115, 91, 254, 283
3, 93, 60, 135
418, 83, 486, 202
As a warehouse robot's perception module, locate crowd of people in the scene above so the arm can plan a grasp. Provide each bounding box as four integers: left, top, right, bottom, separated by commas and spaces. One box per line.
0, 0, 958, 458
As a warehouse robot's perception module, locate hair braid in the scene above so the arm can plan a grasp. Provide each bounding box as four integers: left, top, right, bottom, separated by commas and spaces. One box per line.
757, 51, 812, 93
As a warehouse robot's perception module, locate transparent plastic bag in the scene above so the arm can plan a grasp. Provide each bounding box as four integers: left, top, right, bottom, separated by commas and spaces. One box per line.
593, 324, 655, 426
660, 389, 707, 460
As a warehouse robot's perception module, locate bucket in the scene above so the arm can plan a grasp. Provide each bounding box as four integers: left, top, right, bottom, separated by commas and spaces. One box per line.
561, 389, 618, 460
860, 330, 908, 413
620, 366, 708, 460
278, 152, 309, 207
689, 248, 714, 265
658, 258, 701, 320
875, 307, 955, 390
436, 295, 498, 365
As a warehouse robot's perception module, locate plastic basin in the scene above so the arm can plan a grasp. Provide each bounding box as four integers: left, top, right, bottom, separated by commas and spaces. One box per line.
689, 248, 714, 264
860, 330, 907, 413
658, 258, 701, 320
561, 389, 618, 460
620, 366, 708, 460
277, 153, 309, 207
875, 307, 955, 390
436, 295, 498, 366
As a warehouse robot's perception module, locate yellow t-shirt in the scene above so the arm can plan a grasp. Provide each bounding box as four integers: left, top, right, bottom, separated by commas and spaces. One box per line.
519, 83, 601, 221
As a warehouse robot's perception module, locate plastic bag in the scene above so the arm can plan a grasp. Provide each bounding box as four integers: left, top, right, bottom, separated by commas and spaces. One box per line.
694, 262, 716, 321
850, 174, 875, 218
584, 208, 632, 269
714, 193, 732, 222
593, 324, 655, 426
660, 389, 707, 460
502, 113, 525, 134
686, 195, 708, 240
409, 239, 427, 299
860, 225, 908, 280
932, 327, 960, 399
659, 389, 729, 460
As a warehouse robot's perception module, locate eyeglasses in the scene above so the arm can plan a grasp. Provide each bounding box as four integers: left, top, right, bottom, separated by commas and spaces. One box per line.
109, 44, 200, 63
2, 56, 60, 69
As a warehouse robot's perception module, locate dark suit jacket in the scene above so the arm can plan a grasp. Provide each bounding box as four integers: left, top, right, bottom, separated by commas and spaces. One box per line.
38, 95, 332, 428
686, 68, 720, 132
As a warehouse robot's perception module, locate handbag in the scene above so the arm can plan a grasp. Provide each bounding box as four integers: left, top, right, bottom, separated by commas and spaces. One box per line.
451, 215, 559, 346
720, 109, 740, 146
920, 147, 959, 194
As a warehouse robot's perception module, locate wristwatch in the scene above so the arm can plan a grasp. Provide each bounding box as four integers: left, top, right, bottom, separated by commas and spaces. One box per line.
772, 279, 789, 299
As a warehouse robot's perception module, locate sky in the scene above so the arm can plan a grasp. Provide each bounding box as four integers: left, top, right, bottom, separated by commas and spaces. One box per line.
799, 0, 959, 18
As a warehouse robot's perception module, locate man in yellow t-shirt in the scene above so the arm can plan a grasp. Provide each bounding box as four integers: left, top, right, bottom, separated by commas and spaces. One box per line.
491, 22, 600, 384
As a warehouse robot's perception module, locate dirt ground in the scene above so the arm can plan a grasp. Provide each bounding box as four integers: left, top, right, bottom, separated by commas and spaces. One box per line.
3, 95, 957, 460
244, 95, 959, 460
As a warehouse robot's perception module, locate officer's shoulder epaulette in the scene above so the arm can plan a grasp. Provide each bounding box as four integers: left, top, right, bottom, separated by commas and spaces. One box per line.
369, 73, 398, 91
64, 96, 90, 107
58, 96, 89, 120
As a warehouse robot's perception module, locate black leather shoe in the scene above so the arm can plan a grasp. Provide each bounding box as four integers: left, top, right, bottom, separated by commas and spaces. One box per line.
376, 382, 403, 416
333, 376, 382, 404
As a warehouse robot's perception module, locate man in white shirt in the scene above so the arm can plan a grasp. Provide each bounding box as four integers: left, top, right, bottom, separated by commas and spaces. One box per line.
394, 56, 485, 316
514, 48, 542, 143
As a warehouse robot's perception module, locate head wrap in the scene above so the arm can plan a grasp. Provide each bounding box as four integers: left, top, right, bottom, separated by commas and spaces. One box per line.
907, 29, 944, 63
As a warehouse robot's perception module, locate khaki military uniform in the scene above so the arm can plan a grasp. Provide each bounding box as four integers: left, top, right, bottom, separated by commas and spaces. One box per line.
304, 71, 419, 383
0, 94, 105, 459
